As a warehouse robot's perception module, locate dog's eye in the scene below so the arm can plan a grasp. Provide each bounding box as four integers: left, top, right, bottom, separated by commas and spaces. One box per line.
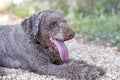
50, 21, 58, 28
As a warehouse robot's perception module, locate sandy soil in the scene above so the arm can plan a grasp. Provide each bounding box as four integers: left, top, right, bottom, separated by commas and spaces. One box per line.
0, 13, 120, 80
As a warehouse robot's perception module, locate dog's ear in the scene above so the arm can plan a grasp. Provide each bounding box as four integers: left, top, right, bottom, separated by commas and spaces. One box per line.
31, 20, 39, 37
21, 14, 39, 37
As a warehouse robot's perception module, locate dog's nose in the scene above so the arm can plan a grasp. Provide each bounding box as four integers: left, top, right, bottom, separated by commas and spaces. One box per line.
67, 31, 75, 39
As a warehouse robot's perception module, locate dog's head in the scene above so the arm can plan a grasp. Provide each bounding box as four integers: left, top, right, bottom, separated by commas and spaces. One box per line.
21, 10, 75, 61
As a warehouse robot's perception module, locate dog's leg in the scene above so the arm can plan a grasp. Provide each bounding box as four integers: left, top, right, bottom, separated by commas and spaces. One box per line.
42, 60, 105, 80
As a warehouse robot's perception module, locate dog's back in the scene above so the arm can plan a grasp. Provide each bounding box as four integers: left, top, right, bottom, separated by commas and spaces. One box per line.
0, 25, 31, 70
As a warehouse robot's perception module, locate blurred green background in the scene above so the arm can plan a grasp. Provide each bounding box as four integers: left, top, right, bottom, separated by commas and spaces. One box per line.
0, 0, 120, 48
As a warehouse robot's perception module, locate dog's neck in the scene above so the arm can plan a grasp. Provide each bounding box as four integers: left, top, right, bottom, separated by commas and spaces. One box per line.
32, 39, 62, 64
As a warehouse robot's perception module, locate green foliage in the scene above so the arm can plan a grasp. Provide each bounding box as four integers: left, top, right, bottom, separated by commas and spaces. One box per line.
70, 14, 120, 47
49, 0, 69, 15
1, 0, 120, 48
4, 1, 51, 17
75, 0, 120, 16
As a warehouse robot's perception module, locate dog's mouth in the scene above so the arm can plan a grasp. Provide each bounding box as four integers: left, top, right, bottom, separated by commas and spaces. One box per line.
46, 37, 69, 61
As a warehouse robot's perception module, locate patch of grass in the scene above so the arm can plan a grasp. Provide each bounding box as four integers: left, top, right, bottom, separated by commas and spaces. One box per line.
68, 14, 120, 48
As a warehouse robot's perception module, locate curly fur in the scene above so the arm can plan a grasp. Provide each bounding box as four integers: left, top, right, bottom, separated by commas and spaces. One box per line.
0, 10, 104, 80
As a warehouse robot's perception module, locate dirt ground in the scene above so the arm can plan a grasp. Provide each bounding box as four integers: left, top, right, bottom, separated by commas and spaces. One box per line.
0, 13, 120, 80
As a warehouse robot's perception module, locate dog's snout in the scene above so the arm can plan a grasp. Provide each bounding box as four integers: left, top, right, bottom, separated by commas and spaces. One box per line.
67, 31, 75, 39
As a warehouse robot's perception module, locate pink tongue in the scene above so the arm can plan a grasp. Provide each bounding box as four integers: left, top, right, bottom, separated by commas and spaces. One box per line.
52, 39, 69, 61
